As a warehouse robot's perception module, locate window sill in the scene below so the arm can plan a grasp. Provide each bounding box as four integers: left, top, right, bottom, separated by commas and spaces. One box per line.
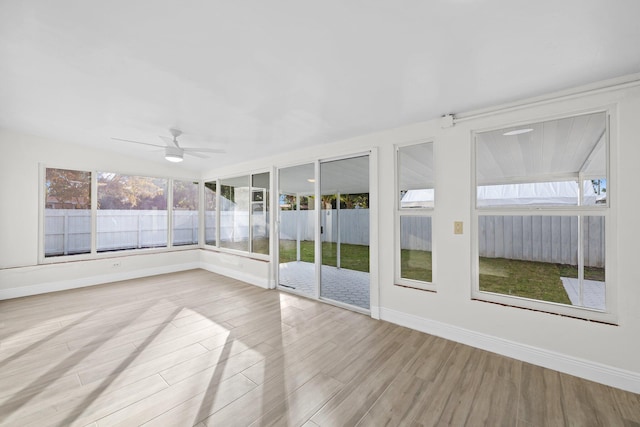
394, 280, 436, 293
472, 290, 617, 325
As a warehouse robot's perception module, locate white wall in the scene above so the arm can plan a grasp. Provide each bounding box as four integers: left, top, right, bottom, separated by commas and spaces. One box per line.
1, 79, 640, 392
201, 80, 640, 391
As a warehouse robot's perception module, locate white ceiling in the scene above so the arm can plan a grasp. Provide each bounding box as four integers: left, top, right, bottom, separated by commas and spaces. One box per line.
1, 1, 639, 172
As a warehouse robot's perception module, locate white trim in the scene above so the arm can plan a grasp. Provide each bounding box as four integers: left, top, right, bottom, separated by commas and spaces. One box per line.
453, 72, 640, 123
198, 262, 270, 289
0, 262, 201, 300
379, 307, 640, 394
369, 147, 379, 314
370, 305, 380, 320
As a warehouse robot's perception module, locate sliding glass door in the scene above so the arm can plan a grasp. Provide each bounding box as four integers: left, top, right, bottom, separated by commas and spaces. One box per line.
320, 156, 370, 310
277, 163, 316, 298
277, 155, 370, 311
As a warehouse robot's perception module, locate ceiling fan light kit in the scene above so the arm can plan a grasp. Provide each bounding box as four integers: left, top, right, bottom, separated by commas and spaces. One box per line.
164, 146, 184, 162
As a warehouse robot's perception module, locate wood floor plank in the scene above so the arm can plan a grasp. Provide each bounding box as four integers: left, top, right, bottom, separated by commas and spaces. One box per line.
96, 372, 255, 426
248, 373, 343, 427
519, 363, 566, 426
311, 327, 428, 426
355, 371, 431, 427
0, 269, 638, 426
201, 340, 340, 426
19, 374, 168, 427
139, 373, 257, 427
159, 340, 274, 385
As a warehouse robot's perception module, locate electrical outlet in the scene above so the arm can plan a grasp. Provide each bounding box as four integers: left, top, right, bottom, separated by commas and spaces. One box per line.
454, 221, 463, 235
112, 261, 121, 268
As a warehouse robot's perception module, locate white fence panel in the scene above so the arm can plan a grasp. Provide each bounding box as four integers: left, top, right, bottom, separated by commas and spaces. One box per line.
173, 211, 199, 245
45, 209, 604, 267
479, 215, 604, 267
96, 210, 167, 251
202, 211, 270, 245
204, 211, 216, 244
45, 209, 200, 255
44, 209, 91, 255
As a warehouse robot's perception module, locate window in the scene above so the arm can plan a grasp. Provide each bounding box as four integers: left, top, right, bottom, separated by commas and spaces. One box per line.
219, 175, 250, 252
172, 180, 199, 246
97, 173, 168, 252
204, 181, 217, 245
43, 167, 199, 261
44, 168, 92, 257
251, 172, 270, 255
474, 111, 610, 319
396, 142, 434, 288
206, 171, 271, 257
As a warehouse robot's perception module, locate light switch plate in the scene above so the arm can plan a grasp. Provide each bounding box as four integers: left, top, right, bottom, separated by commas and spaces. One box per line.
454, 221, 463, 234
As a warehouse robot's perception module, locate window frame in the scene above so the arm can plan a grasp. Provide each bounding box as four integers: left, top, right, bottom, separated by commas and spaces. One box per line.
471, 107, 616, 323
171, 179, 200, 247
394, 140, 436, 291
39, 165, 200, 264
202, 168, 271, 262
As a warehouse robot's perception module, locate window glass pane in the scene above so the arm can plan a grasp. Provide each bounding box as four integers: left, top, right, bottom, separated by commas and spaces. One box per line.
476, 112, 607, 207
400, 216, 432, 282
251, 172, 270, 255
580, 216, 605, 310
399, 142, 434, 208
219, 175, 250, 252
584, 179, 607, 205
97, 173, 167, 252
204, 181, 217, 245
278, 163, 316, 296
172, 180, 199, 246
478, 215, 579, 305
44, 168, 91, 256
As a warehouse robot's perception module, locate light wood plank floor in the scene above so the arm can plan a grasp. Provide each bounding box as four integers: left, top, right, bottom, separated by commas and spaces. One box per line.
0, 269, 638, 426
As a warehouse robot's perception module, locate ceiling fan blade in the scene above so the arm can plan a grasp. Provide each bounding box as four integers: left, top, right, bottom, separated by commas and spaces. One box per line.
158, 135, 179, 147
111, 137, 165, 148
184, 151, 210, 159
182, 147, 227, 154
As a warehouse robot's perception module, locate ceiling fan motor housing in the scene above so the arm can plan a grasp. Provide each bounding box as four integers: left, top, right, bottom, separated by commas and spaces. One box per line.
165, 146, 184, 162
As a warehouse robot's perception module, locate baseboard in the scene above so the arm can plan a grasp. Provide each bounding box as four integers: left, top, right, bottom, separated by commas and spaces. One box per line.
370, 305, 380, 319
198, 262, 270, 289
0, 262, 201, 300
379, 307, 640, 394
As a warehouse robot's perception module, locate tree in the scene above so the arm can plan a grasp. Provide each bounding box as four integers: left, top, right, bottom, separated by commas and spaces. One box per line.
173, 181, 199, 210
97, 173, 167, 210
45, 168, 91, 209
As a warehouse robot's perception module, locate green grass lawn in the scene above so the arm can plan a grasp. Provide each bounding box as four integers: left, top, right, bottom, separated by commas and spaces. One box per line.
279, 240, 370, 272
479, 257, 604, 304
400, 249, 432, 282
279, 239, 605, 305
479, 257, 572, 304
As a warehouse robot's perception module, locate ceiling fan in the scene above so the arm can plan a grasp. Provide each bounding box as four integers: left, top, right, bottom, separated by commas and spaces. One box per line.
111, 128, 226, 162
